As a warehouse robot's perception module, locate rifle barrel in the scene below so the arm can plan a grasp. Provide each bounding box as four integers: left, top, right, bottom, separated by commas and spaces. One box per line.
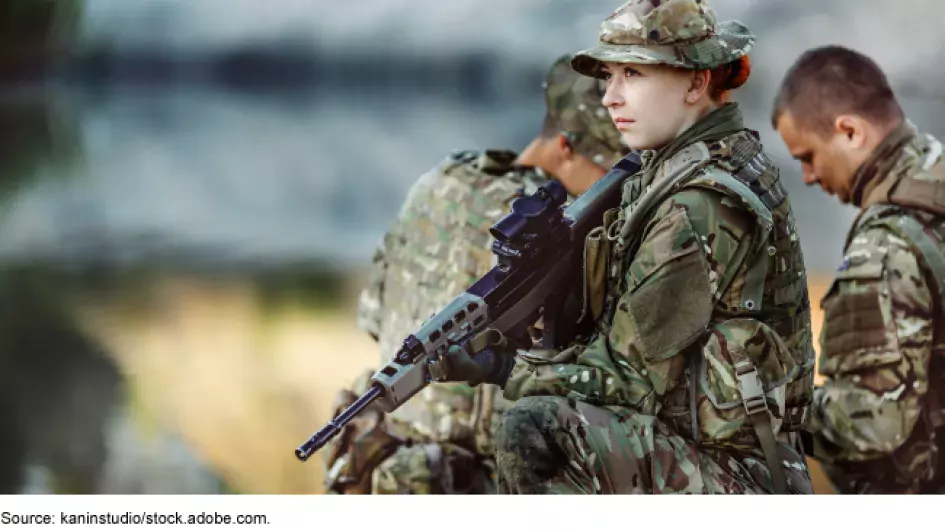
294, 384, 384, 462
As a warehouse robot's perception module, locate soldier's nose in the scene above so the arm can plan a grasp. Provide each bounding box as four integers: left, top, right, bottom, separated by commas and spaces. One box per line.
602, 83, 622, 108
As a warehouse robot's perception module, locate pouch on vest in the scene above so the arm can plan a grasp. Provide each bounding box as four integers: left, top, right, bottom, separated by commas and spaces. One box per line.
693, 318, 799, 447
579, 207, 621, 326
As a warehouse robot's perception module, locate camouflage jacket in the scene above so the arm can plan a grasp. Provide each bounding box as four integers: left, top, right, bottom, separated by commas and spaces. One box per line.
810, 125, 945, 493
502, 123, 815, 492
357, 149, 548, 452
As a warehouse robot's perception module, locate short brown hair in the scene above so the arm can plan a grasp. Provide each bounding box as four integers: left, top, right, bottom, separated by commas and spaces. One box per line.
771, 45, 903, 134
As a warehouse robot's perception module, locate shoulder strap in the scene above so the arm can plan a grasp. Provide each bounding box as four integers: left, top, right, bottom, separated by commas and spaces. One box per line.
859, 205, 945, 314
615, 144, 714, 250
682, 170, 774, 312
894, 215, 945, 300
694, 171, 775, 230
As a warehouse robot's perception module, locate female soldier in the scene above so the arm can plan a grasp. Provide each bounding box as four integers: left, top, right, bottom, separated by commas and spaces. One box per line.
432, 0, 816, 494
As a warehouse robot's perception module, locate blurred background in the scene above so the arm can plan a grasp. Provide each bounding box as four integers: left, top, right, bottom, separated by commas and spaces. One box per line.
1, 0, 941, 494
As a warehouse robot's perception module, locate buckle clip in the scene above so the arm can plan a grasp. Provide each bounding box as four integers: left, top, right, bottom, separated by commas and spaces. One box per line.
735, 360, 767, 416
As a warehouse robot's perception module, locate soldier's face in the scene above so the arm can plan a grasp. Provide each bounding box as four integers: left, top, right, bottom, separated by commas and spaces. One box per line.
600, 62, 694, 150
776, 112, 862, 203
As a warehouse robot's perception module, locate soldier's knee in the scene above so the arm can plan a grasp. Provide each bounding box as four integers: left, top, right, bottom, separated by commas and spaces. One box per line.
494, 397, 570, 487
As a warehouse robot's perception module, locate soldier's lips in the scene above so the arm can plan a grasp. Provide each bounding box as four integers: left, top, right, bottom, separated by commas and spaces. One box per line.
613, 118, 635, 130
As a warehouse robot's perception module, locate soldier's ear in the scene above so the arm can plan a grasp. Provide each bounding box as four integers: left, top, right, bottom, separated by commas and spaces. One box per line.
834, 115, 867, 149
557, 134, 575, 159
686, 70, 711, 104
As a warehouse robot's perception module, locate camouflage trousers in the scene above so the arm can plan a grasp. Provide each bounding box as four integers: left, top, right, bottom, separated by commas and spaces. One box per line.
494, 396, 813, 494
818, 455, 945, 494
371, 442, 495, 494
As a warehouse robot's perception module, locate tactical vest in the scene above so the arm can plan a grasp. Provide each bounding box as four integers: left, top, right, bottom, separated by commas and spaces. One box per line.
841, 155, 945, 490
580, 130, 814, 494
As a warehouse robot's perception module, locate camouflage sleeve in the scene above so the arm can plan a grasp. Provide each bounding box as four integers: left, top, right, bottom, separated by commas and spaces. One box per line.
811, 224, 933, 461
504, 187, 755, 406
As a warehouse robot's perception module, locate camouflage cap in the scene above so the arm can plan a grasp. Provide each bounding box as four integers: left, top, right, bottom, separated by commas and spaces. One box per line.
571, 0, 755, 76
543, 55, 629, 169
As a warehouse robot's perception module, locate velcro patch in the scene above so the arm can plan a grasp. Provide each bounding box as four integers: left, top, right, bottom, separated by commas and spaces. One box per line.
822, 291, 889, 359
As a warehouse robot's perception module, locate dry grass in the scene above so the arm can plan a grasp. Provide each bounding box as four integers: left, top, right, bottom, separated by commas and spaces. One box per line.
76, 276, 378, 494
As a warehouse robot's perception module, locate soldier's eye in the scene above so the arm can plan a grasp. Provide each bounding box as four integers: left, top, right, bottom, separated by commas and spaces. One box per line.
624, 67, 642, 78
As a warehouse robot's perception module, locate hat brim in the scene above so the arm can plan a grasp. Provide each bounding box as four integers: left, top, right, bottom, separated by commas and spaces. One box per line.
571, 20, 755, 77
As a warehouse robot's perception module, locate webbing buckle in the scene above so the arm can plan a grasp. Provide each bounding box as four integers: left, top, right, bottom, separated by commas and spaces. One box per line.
735, 360, 767, 417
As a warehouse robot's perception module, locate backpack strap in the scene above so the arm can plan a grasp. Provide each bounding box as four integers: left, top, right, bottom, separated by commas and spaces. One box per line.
732, 352, 789, 494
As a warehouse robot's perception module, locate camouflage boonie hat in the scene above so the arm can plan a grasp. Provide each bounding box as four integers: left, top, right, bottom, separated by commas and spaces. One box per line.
544, 55, 629, 168
572, 0, 755, 77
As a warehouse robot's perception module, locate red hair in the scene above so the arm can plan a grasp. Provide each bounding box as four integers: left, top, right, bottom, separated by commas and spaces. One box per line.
709, 55, 751, 102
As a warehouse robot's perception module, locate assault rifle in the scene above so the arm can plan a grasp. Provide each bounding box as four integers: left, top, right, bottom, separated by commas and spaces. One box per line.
294, 153, 642, 462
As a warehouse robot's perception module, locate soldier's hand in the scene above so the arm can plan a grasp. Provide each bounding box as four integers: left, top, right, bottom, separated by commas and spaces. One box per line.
428, 329, 518, 387
321, 369, 404, 494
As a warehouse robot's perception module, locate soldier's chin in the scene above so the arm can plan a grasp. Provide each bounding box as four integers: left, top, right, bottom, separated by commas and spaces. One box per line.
620, 131, 659, 151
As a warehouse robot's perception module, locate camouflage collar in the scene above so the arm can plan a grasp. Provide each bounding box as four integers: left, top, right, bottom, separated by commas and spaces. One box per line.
850, 121, 916, 208
641, 102, 745, 187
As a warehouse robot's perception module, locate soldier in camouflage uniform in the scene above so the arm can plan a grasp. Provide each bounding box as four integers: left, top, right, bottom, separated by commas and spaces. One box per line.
429, 0, 816, 494
322, 55, 628, 494
773, 45, 945, 494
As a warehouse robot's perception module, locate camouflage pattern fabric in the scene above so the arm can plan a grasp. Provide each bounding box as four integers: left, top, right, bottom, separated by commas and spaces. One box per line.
352, 149, 547, 494
373, 442, 493, 495
495, 104, 815, 494
571, 0, 755, 77
809, 124, 945, 494
496, 396, 812, 494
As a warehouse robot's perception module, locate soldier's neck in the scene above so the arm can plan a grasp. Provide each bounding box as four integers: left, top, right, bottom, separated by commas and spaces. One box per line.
515, 137, 549, 170
516, 137, 604, 196
849, 118, 914, 208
